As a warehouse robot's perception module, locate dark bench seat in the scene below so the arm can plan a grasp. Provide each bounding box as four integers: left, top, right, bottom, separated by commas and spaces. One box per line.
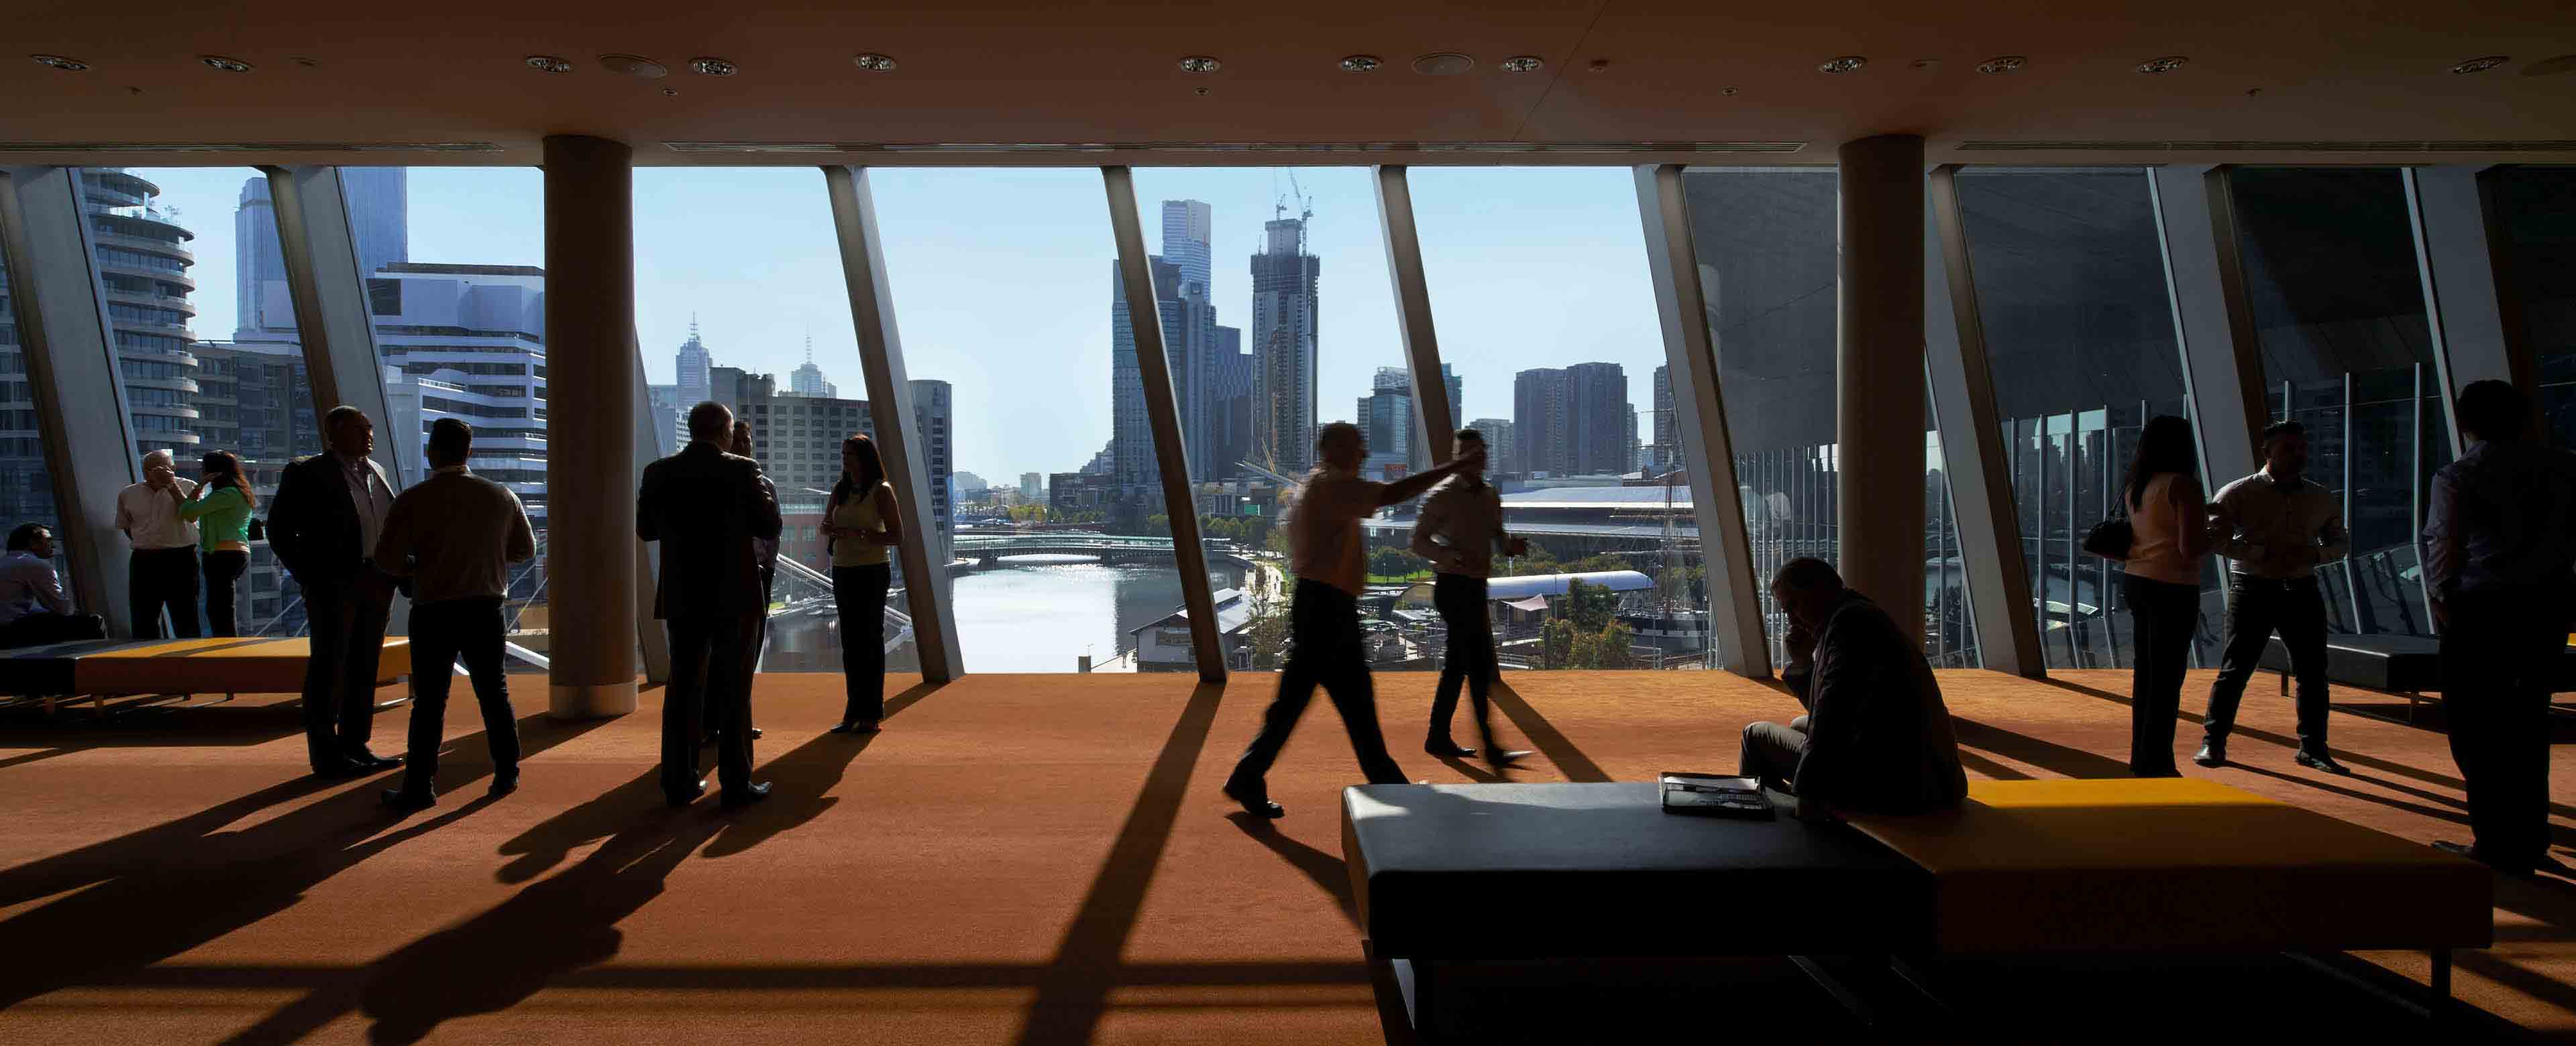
0, 636, 413, 715
2260, 634, 2576, 721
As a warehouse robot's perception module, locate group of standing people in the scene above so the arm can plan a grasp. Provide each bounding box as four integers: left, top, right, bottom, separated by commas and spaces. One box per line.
2118, 380, 2575, 876
0, 447, 262, 648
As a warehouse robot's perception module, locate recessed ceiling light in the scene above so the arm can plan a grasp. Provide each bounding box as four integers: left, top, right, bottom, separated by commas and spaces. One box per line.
2451, 56, 2510, 74
851, 53, 897, 72
1817, 56, 1866, 74
1412, 52, 1474, 75
1500, 56, 1544, 73
687, 56, 737, 76
1340, 54, 1381, 72
597, 54, 667, 79
200, 55, 254, 73
1587, 59, 1610, 73
661, 87, 678, 97
1720, 86, 1739, 96
1178, 55, 1220, 73
2135, 56, 2188, 74
30, 54, 89, 72
525, 55, 574, 74
1976, 56, 2025, 74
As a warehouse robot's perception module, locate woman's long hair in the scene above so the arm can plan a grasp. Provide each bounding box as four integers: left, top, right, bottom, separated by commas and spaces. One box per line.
832, 434, 888, 508
201, 449, 256, 509
2124, 415, 2198, 513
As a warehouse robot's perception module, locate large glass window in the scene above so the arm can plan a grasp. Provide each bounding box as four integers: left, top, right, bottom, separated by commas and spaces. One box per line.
1955, 168, 2216, 669
0, 243, 67, 591
2489, 166, 2576, 449
2229, 168, 2447, 638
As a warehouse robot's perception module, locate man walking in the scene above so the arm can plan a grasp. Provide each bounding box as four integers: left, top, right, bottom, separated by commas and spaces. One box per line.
1222, 422, 1485, 819
2196, 420, 2350, 773
1409, 427, 1531, 768
639, 402, 782, 809
376, 419, 537, 811
115, 449, 200, 640
2424, 380, 2576, 875
268, 406, 403, 778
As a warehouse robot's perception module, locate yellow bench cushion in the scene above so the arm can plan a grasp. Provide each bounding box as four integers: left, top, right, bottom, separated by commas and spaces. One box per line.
1844, 778, 2491, 952
72, 637, 413, 695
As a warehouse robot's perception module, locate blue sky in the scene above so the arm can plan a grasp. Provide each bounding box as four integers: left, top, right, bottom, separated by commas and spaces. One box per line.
133, 165, 1666, 481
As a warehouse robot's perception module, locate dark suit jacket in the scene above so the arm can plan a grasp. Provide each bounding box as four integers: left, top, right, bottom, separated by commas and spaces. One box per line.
267, 451, 394, 589
1779, 591, 1968, 815
639, 441, 782, 620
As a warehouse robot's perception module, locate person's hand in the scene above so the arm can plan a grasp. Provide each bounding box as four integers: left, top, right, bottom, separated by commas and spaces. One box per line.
1784, 620, 1818, 670
145, 463, 176, 491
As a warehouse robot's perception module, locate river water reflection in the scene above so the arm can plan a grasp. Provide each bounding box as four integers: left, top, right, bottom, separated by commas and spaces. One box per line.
762, 557, 1247, 673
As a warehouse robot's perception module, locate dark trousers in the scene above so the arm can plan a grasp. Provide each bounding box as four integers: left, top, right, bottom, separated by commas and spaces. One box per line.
2441, 587, 2566, 870
1428, 573, 1498, 748
0, 612, 107, 649
1740, 715, 1811, 793
2204, 575, 2330, 752
2123, 573, 2202, 776
300, 569, 392, 770
835, 564, 891, 724
202, 550, 248, 637
129, 546, 201, 640
712, 565, 781, 741
665, 613, 758, 799
397, 597, 518, 794
1228, 579, 1406, 796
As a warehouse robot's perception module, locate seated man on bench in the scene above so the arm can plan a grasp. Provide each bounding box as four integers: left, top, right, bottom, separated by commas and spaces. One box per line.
1740, 557, 1968, 820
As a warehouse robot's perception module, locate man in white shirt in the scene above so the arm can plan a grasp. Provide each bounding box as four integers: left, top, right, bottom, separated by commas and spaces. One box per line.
1408, 427, 1531, 768
0, 524, 106, 648
1220, 422, 1485, 819
2198, 420, 2351, 774
113, 449, 201, 639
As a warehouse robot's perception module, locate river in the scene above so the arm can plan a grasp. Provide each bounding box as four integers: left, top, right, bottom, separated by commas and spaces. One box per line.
760, 557, 1249, 673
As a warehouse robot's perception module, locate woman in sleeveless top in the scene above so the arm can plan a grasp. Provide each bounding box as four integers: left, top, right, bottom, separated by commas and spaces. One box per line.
826, 434, 904, 734
2120, 415, 2214, 776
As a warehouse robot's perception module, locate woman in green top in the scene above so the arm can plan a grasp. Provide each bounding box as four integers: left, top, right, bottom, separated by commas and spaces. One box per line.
180, 450, 257, 636
824, 434, 903, 734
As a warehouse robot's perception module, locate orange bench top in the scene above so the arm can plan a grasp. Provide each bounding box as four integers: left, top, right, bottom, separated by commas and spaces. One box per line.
6, 636, 415, 695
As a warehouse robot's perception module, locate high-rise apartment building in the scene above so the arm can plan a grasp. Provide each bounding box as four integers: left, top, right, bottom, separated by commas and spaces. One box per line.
1020, 472, 1042, 500
1110, 199, 1245, 493
1162, 200, 1212, 292
647, 384, 682, 455
369, 264, 549, 524
1513, 363, 1631, 477
1356, 367, 1412, 478
1512, 367, 1569, 477
1250, 215, 1319, 474
233, 169, 406, 341
714, 366, 953, 556
1467, 418, 1514, 476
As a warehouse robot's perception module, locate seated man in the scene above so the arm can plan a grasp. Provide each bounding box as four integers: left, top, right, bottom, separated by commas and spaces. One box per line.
1739, 558, 1968, 819
0, 524, 107, 649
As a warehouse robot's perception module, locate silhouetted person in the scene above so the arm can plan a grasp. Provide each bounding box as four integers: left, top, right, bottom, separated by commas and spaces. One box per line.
1409, 427, 1531, 768
377, 419, 537, 811
639, 401, 782, 808
268, 405, 404, 778
180, 450, 258, 637
2116, 415, 2215, 777
1739, 558, 1968, 820
0, 524, 105, 648
2425, 380, 2576, 875
115, 448, 200, 639
2198, 420, 2350, 774
1222, 422, 1485, 819
824, 433, 903, 735
706, 420, 773, 746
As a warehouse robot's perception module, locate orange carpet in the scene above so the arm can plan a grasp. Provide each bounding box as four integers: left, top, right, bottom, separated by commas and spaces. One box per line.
0, 667, 2569, 1043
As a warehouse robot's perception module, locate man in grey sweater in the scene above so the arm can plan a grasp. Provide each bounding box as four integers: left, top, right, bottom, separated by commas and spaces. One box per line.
2198, 420, 2352, 774
376, 418, 537, 811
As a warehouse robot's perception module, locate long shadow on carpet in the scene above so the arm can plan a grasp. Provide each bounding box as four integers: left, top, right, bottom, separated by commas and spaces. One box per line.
1228, 810, 1358, 925
1491, 683, 1611, 782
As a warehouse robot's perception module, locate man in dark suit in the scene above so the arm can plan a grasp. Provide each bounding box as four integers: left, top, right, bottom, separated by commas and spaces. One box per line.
267, 405, 404, 778
639, 401, 782, 808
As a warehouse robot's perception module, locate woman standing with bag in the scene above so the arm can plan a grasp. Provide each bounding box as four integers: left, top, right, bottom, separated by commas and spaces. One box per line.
2117, 415, 2214, 776
824, 434, 903, 735
180, 451, 258, 637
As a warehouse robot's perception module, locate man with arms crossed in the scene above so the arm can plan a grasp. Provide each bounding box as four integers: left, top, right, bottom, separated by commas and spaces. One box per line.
376, 419, 537, 811
1409, 427, 1532, 768
1222, 422, 1485, 819
2196, 420, 2351, 774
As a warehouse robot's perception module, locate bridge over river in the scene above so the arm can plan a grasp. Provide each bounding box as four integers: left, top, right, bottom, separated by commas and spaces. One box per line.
949, 532, 1255, 572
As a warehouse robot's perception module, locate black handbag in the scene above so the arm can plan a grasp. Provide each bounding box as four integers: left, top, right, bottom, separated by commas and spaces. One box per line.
2082, 516, 2133, 561
247, 516, 267, 542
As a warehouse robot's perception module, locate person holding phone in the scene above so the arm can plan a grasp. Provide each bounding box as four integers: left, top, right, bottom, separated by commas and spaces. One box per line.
179, 450, 258, 637
824, 433, 902, 736
114, 448, 201, 639
1738, 558, 1967, 821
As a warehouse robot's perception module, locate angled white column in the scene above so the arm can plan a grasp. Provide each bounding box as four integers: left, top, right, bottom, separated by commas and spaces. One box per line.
1102, 166, 1226, 683
2405, 166, 2531, 455
2149, 165, 2267, 488
1925, 166, 2046, 677
0, 166, 140, 630
261, 166, 404, 486
1373, 166, 1458, 468
630, 342, 670, 685
822, 166, 965, 681
1634, 164, 1770, 679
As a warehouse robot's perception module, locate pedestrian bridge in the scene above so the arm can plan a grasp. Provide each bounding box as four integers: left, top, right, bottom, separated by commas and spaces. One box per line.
949, 532, 1254, 571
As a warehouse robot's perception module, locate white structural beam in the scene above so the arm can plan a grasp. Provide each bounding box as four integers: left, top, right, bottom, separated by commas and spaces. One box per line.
1633, 164, 1772, 678
2149, 166, 2268, 493
1102, 166, 1226, 682
630, 341, 670, 685
822, 166, 965, 682
1924, 166, 2047, 678
0, 166, 140, 630
261, 166, 404, 485
1373, 166, 1458, 468
2405, 166, 2533, 455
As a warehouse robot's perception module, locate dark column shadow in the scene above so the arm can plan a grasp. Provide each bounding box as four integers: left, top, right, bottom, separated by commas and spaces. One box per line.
1955, 749, 2035, 781
1226, 811, 1358, 926
696, 681, 942, 860
0, 708, 578, 1010
1012, 681, 1227, 1046
1949, 716, 2135, 779
1488, 683, 1611, 783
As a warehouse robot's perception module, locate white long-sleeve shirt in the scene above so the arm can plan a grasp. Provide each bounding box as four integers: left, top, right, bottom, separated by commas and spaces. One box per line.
1409, 477, 1508, 579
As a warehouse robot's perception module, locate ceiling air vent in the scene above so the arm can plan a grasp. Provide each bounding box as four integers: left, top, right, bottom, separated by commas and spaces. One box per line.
1957, 139, 2576, 153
